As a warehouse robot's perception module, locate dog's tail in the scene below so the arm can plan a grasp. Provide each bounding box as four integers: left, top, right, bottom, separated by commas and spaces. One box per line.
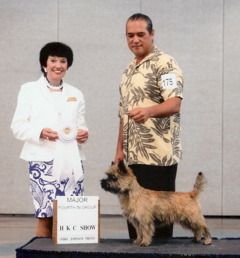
192, 172, 207, 198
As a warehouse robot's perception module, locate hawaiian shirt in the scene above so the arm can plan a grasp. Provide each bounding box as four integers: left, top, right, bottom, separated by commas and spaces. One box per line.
119, 47, 183, 166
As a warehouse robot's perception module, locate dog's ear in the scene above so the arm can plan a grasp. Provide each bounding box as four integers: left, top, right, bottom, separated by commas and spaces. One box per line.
111, 161, 115, 165
118, 160, 128, 174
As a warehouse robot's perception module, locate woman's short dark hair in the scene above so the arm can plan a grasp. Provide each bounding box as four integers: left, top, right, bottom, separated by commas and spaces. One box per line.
39, 42, 73, 74
127, 13, 153, 33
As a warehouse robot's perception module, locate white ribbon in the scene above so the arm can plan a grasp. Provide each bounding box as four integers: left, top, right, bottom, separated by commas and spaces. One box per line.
53, 127, 83, 182
49, 92, 84, 182
52, 137, 83, 182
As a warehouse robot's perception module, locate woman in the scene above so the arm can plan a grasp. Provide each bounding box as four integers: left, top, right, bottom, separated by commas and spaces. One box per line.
11, 42, 88, 237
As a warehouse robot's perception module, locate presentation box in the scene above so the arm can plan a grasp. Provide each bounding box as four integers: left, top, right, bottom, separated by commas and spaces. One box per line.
52, 196, 100, 244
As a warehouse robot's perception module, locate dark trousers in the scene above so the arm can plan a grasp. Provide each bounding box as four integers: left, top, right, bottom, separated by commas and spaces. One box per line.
127, 164, 177, 239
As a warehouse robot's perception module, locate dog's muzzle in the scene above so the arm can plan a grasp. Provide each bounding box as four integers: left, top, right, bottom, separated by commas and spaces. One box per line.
100, 178, 121, 194
100, 178, 109, 191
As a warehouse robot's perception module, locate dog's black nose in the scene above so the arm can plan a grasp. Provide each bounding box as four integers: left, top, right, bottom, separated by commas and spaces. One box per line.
100, 179, 108, 190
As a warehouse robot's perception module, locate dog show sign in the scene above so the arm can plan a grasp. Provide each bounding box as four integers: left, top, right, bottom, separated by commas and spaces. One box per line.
52, 196, 100, 244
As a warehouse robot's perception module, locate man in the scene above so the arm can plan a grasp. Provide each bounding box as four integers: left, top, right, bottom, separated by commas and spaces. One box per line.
114, 13, 183, 239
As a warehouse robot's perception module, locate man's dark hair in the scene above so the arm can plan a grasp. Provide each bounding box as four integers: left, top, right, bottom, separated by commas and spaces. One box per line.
127, 13, 153, 33
39, 42, 73, 74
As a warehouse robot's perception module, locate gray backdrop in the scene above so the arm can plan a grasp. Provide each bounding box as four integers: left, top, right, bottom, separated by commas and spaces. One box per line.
0, 0, 239, 215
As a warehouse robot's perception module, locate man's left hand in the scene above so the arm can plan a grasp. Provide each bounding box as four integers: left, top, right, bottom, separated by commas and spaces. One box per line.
128, 107, 150, 123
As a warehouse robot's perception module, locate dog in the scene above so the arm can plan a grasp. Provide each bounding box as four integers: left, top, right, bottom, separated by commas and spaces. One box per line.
101, 161, 212, 246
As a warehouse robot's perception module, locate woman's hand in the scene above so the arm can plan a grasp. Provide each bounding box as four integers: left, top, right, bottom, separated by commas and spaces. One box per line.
76, 129, 88, 144
40, 128, 59, 141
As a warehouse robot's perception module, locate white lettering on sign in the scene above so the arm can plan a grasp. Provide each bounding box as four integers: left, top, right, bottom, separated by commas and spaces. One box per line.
161, 73, 177, 89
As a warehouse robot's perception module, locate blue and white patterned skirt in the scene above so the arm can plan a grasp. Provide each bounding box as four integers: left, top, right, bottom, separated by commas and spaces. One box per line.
28, 160, 84, 218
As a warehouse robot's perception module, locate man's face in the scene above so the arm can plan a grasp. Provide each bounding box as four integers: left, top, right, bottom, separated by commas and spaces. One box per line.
126, 19, 154, 62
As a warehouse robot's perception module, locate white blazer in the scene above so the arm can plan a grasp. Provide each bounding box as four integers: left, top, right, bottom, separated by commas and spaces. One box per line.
11, 76, 88, 161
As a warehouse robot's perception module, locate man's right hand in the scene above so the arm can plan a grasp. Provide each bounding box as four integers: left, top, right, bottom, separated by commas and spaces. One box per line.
114, 149, 125, 164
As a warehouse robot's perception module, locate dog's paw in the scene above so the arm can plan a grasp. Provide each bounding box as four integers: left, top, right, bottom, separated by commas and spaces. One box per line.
133, 238, 140, 245
139, 240, 151, 247
203, 238, 212, 245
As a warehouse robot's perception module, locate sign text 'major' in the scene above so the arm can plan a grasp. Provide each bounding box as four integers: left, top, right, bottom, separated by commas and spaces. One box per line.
67, 196, 88, 203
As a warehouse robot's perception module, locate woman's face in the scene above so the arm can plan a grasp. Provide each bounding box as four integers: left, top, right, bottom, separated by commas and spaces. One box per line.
44, 56, 68, 85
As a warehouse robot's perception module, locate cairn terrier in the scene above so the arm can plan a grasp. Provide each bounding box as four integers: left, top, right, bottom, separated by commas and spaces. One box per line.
101, 161, 212, 247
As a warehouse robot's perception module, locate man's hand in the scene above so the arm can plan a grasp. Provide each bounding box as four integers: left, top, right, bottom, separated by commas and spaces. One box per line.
114, 149, 125, 164
128, 107, 151, 123
128, 98, 182, 123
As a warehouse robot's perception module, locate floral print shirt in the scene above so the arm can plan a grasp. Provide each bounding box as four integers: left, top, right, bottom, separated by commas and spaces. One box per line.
119, 47, 183, 166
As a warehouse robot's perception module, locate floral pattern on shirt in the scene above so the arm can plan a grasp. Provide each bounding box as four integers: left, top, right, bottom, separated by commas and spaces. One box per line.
119, 47, 183, 166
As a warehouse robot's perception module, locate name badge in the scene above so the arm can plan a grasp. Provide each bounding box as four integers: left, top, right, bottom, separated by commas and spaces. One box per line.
67, 96, 77, 102
161, 73, 177, 89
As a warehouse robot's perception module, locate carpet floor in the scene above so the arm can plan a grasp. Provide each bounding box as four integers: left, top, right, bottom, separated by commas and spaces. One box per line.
16, 237, 240, 258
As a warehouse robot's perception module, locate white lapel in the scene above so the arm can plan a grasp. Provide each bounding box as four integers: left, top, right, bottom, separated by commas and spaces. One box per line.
37, 76, 78, 134
37, 76, 66, 116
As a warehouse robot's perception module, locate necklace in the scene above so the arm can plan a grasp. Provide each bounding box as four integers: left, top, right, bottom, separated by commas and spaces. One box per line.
45, 76, 63, 90
47, 83, 63, 90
